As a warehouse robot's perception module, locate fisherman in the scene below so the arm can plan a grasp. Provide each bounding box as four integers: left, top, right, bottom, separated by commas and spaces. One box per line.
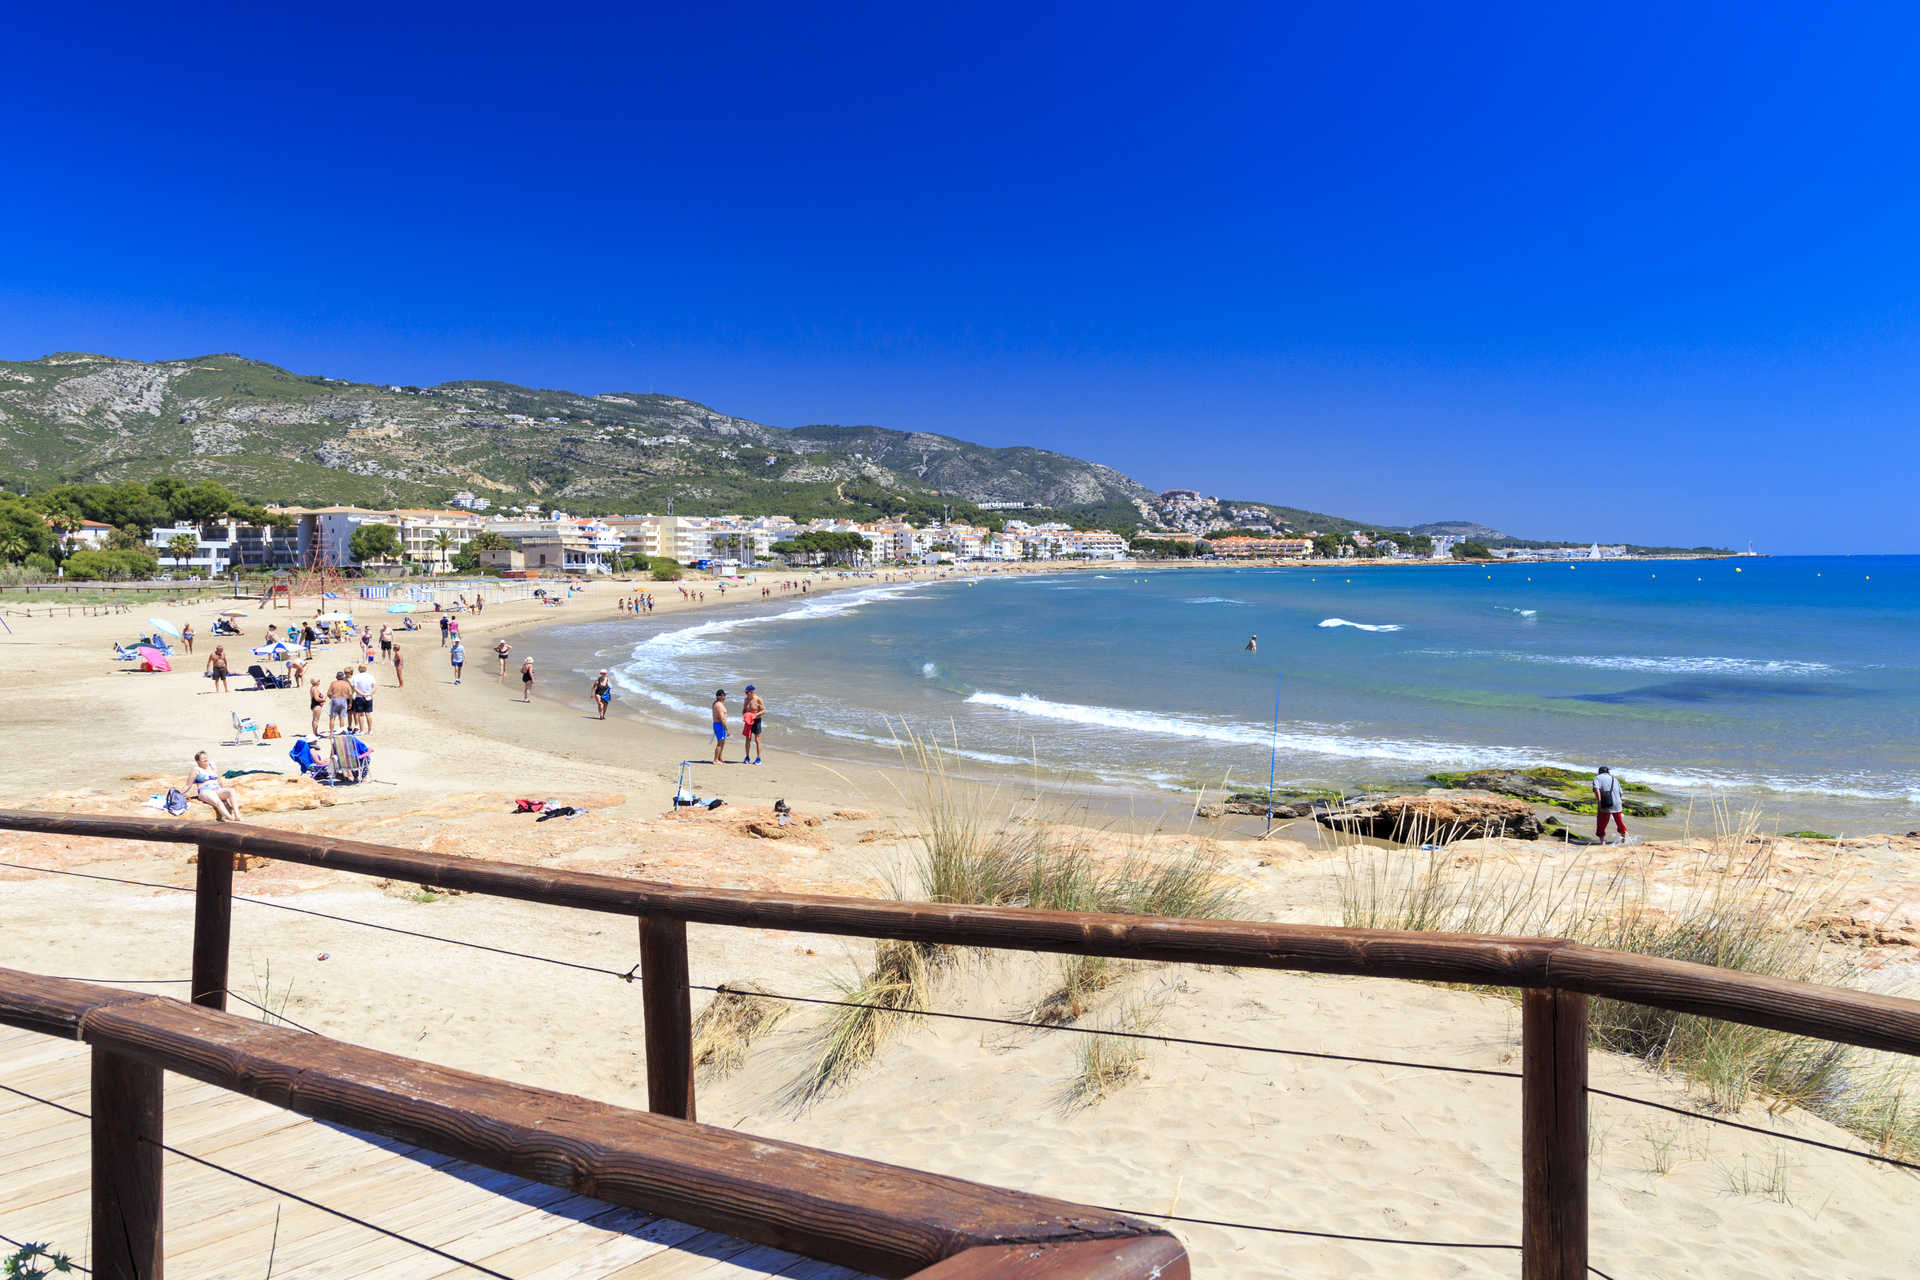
1593, 766, 1629, 844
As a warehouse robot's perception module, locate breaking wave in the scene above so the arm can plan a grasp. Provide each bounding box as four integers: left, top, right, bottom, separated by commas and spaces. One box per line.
1318, 617, 1404, 632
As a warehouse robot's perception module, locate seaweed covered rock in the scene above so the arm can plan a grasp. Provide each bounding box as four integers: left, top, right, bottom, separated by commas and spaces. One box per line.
1427, 767, 1669, 817
1316, 791, 1545, 843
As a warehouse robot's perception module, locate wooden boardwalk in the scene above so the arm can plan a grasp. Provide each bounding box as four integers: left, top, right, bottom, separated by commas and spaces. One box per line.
0, 1028, 878, 1279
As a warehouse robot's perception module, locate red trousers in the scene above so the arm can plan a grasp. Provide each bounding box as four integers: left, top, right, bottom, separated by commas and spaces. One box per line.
1595, 810, 1627, 839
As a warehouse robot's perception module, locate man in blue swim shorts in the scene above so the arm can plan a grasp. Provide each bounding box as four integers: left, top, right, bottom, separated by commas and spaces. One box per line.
711, 689, 729, 764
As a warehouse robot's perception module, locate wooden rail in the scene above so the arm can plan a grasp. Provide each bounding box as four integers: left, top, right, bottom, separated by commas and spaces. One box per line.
7, 808, 1920, 1280
0, 968, 1185, 1280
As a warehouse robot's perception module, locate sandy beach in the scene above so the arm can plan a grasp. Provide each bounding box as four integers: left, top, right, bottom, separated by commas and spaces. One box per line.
3, 572, 1918, 1278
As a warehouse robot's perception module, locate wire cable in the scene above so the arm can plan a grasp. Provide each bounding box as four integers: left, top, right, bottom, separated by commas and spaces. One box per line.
0, 1233, 89, 1274
1587, 1086, 1920, 1174
1090, 1204, 1521, 1251
0, 1082, 517, 1278
689, 983, 1523, 1079
0, 859, 638, 982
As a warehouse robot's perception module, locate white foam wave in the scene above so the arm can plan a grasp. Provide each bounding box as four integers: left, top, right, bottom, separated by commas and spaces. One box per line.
964, 691, 1553, 768
1494, 606, 1538, 618
1318, 617, 1404, 632
1431, 649, 1833, 677
1185, 596, 1249, 605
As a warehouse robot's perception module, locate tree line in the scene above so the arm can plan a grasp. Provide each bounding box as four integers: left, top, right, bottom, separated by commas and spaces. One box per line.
0, 477, 290, 581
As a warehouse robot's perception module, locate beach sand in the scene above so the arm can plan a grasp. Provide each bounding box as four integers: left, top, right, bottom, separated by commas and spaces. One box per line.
3, 573, 1917, 1278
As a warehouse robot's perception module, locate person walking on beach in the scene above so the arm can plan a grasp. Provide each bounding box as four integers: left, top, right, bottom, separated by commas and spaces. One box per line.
449, 639, 465, 684
494, 639, 512, 681
711, 689, 729, 764
379, 624, 393, 662
520, 655, 535, 703
590, 669, 612, 719
392, 643, 405, 688
181, 622, 195, 654
1593, 766, 1629, 844
439, 614, 450, 647
741, 684, 765, 764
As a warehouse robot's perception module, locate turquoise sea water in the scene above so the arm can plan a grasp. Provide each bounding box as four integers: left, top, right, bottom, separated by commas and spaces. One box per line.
559, 556, 1920, 833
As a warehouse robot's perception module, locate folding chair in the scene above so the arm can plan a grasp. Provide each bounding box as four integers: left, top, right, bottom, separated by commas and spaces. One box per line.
231, 711, 261, 746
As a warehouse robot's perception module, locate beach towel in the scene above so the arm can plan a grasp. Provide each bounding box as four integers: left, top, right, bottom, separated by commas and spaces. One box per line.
288, 738, 319, 774
513, 798, 548, 813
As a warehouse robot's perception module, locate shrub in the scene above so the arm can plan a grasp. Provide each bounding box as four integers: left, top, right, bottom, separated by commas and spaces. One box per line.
62, 548, 158, 581
649, 557, 683, 581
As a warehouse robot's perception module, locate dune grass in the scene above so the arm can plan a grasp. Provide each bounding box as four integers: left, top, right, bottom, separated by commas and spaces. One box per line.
1337, 796, 1920, 1159
786, 731, 1236, 1105
690, 982, 791, 1080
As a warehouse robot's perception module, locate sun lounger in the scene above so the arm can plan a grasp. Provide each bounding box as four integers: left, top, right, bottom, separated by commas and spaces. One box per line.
245, 663, 288, 690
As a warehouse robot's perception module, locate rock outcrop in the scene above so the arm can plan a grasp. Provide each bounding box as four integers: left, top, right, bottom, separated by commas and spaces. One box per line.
1315, 791, 1546, 842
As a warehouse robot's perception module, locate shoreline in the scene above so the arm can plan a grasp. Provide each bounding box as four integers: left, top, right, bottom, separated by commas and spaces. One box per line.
466, 563, 1913, 843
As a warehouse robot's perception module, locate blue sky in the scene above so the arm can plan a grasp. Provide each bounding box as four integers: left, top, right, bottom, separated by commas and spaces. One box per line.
4, 3, 1916, 551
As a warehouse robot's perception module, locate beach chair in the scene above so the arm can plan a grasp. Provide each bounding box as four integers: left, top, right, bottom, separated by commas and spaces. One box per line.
230, 711, 261, 746
113, 642, 140, 662
245, 663, 286, 691
330, 733, 371, 784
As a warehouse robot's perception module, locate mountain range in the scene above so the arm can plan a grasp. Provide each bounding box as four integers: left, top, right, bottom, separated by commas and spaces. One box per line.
0, 351, 1511, 539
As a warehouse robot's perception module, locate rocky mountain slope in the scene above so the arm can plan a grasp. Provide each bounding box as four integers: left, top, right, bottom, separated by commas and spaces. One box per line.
0, 352, 1156, 517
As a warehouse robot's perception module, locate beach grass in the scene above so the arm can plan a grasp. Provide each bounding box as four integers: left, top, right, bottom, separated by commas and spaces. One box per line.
788, 729, 1236, 1104
690, 982, 791, 1081
1336, 796, 1920, 1159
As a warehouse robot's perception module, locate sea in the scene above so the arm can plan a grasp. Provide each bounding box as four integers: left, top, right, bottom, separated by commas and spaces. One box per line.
543, 555, 1920, 836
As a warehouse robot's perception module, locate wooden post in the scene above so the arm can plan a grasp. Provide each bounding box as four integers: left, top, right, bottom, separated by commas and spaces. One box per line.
1522, 987, 1588, 1280
192, 841, 234, 1010
92, 1048, 163, 1280
639, 915, 695, 1120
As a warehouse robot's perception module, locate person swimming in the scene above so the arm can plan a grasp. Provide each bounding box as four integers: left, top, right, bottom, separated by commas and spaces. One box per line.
1245, 635, 1258, 652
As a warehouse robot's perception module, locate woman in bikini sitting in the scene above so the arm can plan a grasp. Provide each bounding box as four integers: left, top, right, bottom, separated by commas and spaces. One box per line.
186, 751, 241, 822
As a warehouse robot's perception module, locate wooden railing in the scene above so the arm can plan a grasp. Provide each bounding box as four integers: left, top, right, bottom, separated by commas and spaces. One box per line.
0, 968, 1184, 1280
6, 809, 1920, 1280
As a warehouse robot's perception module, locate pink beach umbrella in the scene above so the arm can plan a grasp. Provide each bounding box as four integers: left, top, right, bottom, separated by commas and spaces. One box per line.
137, 647, 172, 673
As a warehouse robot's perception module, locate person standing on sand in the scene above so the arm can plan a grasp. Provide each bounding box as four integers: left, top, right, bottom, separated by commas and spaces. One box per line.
494, 639, 512, 680
449, 639, 464, 685
391, 643, 405, 688
379, 624, 393, 662
351, 663, 376, 734
741, 685, 765, 764
308, 678, 325, 737
326, 670, 352, 736
439, 615, 450, 647
205, 646, 231, 692
590, 669, 612, 719
1593, 766, 1629, 844
520, 655, 535, 702
181, 623, 195, 654
711, 689, 729, 764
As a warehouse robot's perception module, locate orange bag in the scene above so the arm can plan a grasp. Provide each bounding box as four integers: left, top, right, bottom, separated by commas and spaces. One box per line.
262, 724, 282, 739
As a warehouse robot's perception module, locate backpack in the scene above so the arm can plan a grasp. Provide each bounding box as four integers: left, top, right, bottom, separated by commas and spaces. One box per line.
163, 788, 189, 816
1597, 773, 1621, 808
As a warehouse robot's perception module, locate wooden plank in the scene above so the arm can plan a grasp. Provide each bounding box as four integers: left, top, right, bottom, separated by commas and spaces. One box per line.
92, 1047, 164, 1280
641, 915, 696, 1120
0, 967, 151, 1039
1521, 988, 1587, 1280
1550, 942, 1920, 1057
191, 840, 234, 1010
0, 810, 1563, 986
908, 1238, 1191, 1279
49, 984, 1172, 1278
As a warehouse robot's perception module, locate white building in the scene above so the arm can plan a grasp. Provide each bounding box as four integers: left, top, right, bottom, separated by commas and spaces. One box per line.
148, 519, 300, 575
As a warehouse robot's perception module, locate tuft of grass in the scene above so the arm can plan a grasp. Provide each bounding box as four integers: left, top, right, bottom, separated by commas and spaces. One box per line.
1336, 795, 1920, 1161
1066, 1000, 1151, 1109
789, 729, 1236, 1103
690, 982, 791, 1080
1719, 1150, 1793, 1203
1784, 831, 1837, 840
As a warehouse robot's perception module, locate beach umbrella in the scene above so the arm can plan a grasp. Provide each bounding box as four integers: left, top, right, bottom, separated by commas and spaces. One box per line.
145, 617, 182, 637
219, 609, 248, 618
136, 647, 171, 673
316, 611, 354, 623
386, 602, 418, 614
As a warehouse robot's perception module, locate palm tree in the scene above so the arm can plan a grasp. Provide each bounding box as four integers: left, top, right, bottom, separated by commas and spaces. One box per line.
0, 531, 28, 565
167, 532, 199, 574
47, 512, 81, 558
433, 530, 453, 573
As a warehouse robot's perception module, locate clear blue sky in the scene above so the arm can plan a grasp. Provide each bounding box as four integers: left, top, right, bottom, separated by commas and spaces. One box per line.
4, 3, 1916, 551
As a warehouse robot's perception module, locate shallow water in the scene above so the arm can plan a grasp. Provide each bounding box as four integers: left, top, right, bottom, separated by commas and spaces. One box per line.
546, 557, 1920, 835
